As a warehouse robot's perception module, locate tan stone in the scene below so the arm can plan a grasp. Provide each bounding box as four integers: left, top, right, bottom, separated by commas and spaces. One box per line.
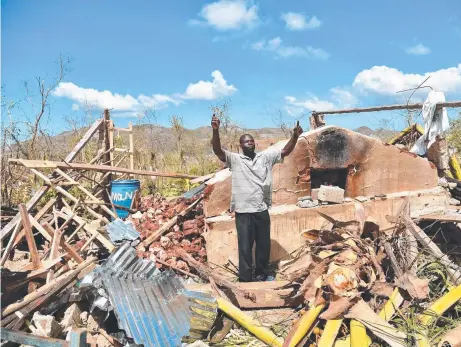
60, 304, 81, 331
31, 312, 62, 338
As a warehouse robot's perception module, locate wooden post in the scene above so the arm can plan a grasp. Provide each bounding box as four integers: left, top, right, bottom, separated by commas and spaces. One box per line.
18, 204, 41, 270
128, 121, 134, 172
109, 120, 114, 167
101, 109, 112, 219
309, 113, 325, 129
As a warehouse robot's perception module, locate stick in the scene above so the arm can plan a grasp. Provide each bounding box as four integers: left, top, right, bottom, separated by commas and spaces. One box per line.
0, 219, 22, 266
311, 100, 461, 116
18, 204, 41, 270
155, 258, 201, 280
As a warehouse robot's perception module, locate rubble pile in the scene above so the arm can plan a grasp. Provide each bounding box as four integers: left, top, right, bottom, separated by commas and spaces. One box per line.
130, 194, 207, 271
2, 109, 461, 347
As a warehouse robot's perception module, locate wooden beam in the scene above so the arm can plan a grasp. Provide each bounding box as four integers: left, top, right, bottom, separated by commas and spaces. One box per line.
18, 204, 41, 270
0, 119, 103, 241
128, 121, 134, 172
311, 100, 461, 116
11, 159, 199, 179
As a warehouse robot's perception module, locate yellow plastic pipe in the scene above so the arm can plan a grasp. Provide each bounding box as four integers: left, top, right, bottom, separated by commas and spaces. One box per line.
378, 288, 404, 321
416, 284, 461, 347
288, 304, 325, 347
216, 297, 284, 347
334, 288, 403, 347
350, 320, 367, 347
318, 319, 343, 347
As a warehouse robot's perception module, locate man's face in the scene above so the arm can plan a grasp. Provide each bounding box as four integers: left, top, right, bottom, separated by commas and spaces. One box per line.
240, 135, 255, 154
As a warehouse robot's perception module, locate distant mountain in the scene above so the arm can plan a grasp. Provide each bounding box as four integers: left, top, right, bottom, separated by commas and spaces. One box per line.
5, 123, 398, 159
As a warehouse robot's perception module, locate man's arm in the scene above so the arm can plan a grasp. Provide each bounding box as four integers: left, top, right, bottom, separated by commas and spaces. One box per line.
281, 121, 303, 158
211, 115, 226, 162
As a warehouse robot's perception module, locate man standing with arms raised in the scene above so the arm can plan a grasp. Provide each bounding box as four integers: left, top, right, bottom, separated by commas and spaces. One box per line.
211, 114, 303, 282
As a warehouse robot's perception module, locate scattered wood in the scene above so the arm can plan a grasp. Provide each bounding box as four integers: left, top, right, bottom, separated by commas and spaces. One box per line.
18, 204, 41, 270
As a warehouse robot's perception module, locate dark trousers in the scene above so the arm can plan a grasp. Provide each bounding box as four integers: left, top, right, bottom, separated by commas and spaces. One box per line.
235, 210, 271, 282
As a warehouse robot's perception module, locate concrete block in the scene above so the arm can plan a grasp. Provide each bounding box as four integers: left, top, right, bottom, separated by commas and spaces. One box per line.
317, 185, 344, 204
60, 303, 81, 331
298, 196, 312, 202
31, 312, 62, 338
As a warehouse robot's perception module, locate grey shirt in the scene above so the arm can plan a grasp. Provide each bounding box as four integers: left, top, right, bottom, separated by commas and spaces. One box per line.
224, 148, 283, 213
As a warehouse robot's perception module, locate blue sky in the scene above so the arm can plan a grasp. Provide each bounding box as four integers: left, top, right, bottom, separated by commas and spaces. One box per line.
2, 0, 461, 136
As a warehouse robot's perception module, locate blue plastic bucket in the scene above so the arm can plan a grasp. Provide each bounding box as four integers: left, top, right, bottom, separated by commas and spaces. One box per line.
110, 179, 140, 219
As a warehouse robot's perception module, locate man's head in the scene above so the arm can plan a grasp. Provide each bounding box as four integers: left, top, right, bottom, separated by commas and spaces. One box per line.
239, 134, 255, 156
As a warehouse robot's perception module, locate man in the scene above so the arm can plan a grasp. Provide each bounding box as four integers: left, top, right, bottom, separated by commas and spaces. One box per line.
211, 114, 303, 282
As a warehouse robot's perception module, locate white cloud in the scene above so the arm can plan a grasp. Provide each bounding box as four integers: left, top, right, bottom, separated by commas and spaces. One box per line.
281, 12, 321, 30
193, 0, 259, 31
52, 82, 141, 111
405, 43, 431, 55
353, 64, 461, 95
251, 37, 329, 60
181, 70, 237, 100
330, 87, 358, 108
53, 70, 237, 112
285, 87, 358, 115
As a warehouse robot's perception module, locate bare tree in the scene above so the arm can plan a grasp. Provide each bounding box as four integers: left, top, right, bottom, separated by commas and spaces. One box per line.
210, 99, 242, 152
21, 54, 71, 157
169, 114, 186, 171
272, 109, 294, 139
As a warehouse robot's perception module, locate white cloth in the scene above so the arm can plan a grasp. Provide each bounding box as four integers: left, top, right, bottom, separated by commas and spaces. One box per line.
410, 90, 450, 155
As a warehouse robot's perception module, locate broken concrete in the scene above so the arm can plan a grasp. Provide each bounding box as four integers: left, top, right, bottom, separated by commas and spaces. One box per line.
31, 312, 62, 338
60, 303, 81, 331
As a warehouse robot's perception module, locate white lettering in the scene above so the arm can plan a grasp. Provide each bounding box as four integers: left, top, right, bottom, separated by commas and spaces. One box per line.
111, 191, 134, 202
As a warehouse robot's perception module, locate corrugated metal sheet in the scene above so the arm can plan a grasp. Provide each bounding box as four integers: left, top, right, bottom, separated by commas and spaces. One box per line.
95, 242, 217, 347
100, 241, 159, 279
105, 219, 140, 243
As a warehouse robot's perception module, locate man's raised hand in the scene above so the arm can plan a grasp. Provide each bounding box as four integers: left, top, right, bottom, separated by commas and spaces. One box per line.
211, 114, 220, 130
293, 120, 303, 137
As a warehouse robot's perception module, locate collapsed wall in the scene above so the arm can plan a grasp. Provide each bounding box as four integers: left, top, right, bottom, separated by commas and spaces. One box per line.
203, 126, 446, 266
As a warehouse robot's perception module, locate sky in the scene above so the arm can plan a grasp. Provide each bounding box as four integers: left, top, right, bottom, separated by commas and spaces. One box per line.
2, 0, 461, 136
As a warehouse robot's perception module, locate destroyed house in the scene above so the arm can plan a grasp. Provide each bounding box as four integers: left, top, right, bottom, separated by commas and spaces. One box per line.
203, 125, 448, 266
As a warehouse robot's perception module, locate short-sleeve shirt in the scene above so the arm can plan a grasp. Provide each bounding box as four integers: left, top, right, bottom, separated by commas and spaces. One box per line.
224, 148, 283, 213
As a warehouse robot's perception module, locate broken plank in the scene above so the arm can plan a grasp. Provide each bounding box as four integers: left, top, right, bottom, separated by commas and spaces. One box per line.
12, 198, 56, 248
185, 281, 301, 308
0, 119, 103, 241
10, 159, 199, 179
18, 204, 41, 270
